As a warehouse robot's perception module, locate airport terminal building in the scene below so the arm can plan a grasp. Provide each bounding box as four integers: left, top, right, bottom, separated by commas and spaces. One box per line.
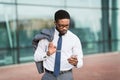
0, 0, 120, 66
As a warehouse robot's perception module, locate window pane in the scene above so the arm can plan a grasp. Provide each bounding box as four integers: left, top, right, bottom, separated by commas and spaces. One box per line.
17, 6, 64, 47
17, 0, 65, 6
0, 4, 17, 65
17, 5, 65, 60
110, 0, 120, 51
0, 4, 17, 48
117, 0, 120, 8
19, 48, 33, 63
66, 0, 101, 8
0, 0, 15, 3
67, 8, 102, 53
68, 8, 102, 41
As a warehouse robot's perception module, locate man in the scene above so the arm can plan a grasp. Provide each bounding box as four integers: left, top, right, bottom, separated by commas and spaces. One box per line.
34, 10, 83, 80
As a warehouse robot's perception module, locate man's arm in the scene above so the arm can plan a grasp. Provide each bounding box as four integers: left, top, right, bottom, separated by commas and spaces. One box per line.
34, 39, 49, 62
34, 40, 56, 62
68, 37, 83, 68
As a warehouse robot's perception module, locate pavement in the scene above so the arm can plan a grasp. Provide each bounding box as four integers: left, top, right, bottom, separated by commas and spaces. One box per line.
0, 52, 120, 80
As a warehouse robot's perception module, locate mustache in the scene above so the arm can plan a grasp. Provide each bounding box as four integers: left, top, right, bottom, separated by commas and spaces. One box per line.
60, 30, 67, 35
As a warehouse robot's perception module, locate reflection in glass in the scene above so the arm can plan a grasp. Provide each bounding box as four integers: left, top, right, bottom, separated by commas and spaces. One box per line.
17, 6, 60, 46
110, 0, 120, 51
0, 0, 120, 66
68, 8, 102, 54
17, 5, 65, 62
17, 0, 65, 6
68, 9, 102, 41
0, 0, 15, 3
0, 4, 17, 65
66, 0, 101, 8
0, 4, 17, 48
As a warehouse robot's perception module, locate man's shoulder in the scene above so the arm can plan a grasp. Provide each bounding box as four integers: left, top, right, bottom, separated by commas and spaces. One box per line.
35, 27, 55, 41
68, 30, 78, 37
32, 27, 55, 49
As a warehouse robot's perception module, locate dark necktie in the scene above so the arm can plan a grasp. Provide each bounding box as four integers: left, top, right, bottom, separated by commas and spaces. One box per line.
53, 35, 62, 77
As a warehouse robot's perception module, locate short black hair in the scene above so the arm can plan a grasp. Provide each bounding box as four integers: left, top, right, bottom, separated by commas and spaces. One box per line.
54, 10, 70, 22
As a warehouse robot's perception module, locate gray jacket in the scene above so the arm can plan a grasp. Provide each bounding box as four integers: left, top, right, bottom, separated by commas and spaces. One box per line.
32, 27, 55, 74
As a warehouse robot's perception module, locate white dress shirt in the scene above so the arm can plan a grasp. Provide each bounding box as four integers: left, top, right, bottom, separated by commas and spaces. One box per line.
34, 29, 83, 71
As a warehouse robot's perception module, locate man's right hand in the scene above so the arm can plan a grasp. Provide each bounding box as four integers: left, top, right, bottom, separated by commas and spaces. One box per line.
47, 42, 56, 56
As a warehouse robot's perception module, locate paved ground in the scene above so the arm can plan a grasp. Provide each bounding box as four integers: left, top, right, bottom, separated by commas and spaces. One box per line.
0, 52, 120, 80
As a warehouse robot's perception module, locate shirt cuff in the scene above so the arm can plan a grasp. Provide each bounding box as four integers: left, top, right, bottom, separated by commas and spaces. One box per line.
76, 59, 83, 68
43, 53, 49, 60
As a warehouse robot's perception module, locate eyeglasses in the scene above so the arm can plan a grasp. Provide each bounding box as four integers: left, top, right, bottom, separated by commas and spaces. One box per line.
57, 24, 69, 29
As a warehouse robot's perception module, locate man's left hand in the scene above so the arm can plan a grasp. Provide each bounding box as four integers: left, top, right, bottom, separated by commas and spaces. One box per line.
67, 55, 78, 66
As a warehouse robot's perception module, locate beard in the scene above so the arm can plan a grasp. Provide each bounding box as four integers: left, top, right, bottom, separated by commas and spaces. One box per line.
59, 30, 67, 35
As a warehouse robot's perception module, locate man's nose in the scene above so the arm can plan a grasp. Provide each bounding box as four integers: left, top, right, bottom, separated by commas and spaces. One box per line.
63, 26, 68, 30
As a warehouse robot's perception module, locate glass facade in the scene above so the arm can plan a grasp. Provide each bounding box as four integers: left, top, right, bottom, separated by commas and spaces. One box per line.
0, 0, 120, 66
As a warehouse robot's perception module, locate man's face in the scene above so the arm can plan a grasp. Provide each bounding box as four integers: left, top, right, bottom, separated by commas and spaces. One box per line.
55, 19, 70, 35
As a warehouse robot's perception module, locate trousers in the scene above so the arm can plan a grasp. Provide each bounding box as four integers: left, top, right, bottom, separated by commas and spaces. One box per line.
41, 70, 73, 80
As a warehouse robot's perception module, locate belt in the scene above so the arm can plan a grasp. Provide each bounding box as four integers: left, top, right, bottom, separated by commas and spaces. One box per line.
45, 69, 72, 74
